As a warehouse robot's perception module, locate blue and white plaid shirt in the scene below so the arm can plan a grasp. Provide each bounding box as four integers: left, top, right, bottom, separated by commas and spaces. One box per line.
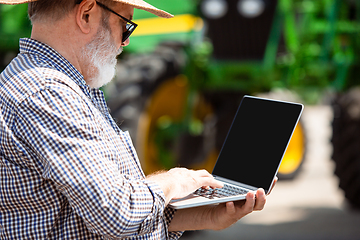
0, 38, 182, 240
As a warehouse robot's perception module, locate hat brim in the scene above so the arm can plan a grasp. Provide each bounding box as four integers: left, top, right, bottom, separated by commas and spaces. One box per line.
114, 0, 173, 18
0, 0, 174, 18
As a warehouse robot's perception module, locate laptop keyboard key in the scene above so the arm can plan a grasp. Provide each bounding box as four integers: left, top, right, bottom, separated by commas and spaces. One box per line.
194, 184, 248, 199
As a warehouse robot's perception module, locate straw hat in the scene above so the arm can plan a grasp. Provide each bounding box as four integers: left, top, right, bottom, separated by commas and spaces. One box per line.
0, 0, 174, 18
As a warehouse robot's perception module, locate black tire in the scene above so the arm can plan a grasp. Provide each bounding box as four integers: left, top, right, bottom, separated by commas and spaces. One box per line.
331, 87, 360, 208
106, 43, 241, 174
104, 42, 185, 142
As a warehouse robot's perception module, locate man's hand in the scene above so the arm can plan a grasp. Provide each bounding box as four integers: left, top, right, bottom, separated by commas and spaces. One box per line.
169, 178, 277, 232
207, 177, 277, 230
206, 189, 266, 230
146, 168, 223, 204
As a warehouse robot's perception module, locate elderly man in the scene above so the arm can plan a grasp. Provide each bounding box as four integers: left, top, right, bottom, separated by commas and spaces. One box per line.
0, 0, 271, 239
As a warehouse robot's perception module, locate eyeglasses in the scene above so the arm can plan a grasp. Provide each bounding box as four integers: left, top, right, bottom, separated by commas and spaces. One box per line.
95, 1, 138, 43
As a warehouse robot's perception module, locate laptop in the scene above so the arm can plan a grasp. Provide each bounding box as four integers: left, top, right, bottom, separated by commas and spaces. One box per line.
169, 95, 304, 209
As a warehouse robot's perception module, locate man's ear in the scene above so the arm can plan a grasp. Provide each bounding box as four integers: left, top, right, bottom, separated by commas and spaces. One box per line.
75, 0, 98, 34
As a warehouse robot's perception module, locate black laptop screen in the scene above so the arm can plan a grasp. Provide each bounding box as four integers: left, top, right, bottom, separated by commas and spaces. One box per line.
212, 96, 303, 192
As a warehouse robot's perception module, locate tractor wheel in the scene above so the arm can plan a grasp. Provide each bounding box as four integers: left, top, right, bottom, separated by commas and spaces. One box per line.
277, 120, 306, 180
257, 90, 307, 180
136, 76, 218, 174
105, 43, 185, 144
105, 43, 218, 175
331, 87, 360, 208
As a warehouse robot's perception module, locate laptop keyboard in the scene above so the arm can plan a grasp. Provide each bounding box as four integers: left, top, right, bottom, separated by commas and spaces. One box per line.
194, 184, 249, 199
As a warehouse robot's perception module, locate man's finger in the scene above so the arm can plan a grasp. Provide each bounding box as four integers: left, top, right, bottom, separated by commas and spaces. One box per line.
225, 201, 236, 215
253, 188, 266, 211
267, 177, 278, 195
236, 191, 256, 215
193, 170, 224, 189
199, 176, 224, 189
195, 169, 213, 177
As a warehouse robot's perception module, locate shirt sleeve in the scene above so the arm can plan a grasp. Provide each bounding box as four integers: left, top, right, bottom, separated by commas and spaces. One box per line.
164, 207, 184, 239
13, 83, 177, 239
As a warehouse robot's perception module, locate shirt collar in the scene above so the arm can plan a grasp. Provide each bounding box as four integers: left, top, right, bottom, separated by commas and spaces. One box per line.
19, 38, 88, 89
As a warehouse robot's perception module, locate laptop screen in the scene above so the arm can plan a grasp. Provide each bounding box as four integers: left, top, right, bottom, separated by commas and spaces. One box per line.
212, 96, 303, 191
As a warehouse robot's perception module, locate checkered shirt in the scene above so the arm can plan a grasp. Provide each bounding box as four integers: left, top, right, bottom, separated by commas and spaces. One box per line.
0, 38, 183, 240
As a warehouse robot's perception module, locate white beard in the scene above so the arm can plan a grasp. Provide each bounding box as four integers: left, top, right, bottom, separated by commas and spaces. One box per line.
81, 24, 122, 88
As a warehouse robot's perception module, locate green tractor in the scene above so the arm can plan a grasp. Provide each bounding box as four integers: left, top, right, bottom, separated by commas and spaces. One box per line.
1, 0, 360, 207
105, 0, 360, 207
106, 0, 309, 180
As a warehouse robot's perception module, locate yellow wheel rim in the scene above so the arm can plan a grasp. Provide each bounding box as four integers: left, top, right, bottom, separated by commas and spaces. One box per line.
278, 122, 305, 176
136, 76, 217, 175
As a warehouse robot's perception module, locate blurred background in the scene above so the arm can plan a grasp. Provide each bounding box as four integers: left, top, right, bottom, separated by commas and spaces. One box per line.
1, 0, 360, 238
